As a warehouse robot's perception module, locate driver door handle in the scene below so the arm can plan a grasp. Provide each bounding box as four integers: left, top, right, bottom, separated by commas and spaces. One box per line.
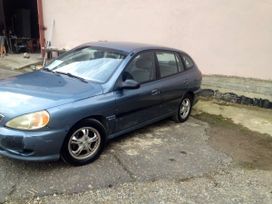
151, 89, 160, 96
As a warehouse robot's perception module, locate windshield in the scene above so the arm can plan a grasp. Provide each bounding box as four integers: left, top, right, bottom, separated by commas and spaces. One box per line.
45, 47, 126, 83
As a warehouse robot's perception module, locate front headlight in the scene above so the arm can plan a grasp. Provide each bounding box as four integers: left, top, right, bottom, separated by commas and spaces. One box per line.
6, 111, 50, 130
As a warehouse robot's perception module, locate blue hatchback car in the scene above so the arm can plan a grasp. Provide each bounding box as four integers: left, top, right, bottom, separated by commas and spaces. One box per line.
0, 42, 202, 165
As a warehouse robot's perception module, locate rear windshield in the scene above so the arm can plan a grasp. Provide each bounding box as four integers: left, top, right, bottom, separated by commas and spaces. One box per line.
46, 47, 126, 83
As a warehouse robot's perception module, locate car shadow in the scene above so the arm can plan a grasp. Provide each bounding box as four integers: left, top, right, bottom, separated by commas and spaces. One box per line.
110, 118, 174, 144
0, 118, 176, 171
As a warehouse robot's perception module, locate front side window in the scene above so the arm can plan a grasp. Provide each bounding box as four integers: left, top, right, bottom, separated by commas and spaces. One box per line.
46, 47, 126, 83
156, 52, 178, 78
123, 51, 156, 83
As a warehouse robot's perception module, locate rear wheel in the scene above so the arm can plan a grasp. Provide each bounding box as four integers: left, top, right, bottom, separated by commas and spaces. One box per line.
173, 94, 193, 123
61, 119, 106, 166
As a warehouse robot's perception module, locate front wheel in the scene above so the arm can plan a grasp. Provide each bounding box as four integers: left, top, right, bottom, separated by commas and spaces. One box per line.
173, 95, 193, 123
61, 119, 106, 166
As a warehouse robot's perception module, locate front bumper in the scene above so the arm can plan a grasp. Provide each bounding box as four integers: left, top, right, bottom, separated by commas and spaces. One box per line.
0, 127, 66, 161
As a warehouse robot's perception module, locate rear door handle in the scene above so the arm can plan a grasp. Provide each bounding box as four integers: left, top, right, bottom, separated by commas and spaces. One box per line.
151, 89, 160, 95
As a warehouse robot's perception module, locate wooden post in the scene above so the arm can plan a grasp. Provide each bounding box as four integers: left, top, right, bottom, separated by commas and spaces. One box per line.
37, 0, 45, 57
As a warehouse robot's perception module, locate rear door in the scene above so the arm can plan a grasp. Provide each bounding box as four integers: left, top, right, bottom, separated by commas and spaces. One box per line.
114, 51, 162, 131
155, 51, 188, 114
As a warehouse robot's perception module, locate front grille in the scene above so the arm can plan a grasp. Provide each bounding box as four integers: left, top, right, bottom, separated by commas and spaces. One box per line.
0, 136, 24, 150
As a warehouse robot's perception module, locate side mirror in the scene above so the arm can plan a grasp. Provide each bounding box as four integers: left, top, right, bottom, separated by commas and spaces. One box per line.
119, 79, 140, 89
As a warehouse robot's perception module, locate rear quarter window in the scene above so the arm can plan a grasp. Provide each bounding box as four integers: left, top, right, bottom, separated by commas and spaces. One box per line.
182, 54, 194, 69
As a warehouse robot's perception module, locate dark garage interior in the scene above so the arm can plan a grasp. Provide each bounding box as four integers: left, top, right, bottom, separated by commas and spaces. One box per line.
0, 0, 40, 53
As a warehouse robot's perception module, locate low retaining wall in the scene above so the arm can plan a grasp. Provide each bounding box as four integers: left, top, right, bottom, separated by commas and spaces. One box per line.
199, 89, 272, 109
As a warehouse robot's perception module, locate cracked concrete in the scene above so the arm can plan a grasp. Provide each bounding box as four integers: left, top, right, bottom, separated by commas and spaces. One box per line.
2, 113, 271, 203
37, 113, 271, 204
1, 118, 233, 203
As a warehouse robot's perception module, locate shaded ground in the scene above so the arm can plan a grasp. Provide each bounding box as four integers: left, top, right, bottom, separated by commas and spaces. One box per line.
194, 99, 272, 136
195, 113, 272, 171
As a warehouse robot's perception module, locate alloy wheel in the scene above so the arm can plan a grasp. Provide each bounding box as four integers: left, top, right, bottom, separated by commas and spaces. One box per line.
68, 127, 101, 160
179, 98, 191, 120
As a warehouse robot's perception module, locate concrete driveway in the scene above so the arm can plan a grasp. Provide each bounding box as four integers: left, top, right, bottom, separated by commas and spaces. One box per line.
0, 70, 271, 203
0, 118, 226, 201
1, 115, 272, 204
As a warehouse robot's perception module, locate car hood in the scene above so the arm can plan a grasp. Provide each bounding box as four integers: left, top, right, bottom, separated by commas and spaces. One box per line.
0, 71, 102, 118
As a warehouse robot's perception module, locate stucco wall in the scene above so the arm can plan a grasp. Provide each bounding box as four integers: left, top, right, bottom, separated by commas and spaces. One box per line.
42, 0, 272, 80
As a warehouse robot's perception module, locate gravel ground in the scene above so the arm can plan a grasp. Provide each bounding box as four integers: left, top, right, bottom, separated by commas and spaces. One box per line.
37, 169, 272, 204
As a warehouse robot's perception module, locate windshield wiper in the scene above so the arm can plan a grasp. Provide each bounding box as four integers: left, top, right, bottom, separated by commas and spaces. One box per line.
42, 68, 63, 77
42, 67, 54, 72
55, 71, 88, 83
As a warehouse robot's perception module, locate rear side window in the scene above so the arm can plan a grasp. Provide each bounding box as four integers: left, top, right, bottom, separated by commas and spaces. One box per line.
156, 52, 178, 78
182, 54, 194, 69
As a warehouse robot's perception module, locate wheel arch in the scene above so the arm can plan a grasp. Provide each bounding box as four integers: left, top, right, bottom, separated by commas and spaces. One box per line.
184, 91, 195, 101
68, 115, 110, 137
60, 115, 108, 165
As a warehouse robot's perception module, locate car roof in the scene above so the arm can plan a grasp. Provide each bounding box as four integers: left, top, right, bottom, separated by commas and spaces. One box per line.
84, 41, 180, 54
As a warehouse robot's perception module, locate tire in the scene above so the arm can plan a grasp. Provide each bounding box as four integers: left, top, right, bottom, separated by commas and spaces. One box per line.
61, 119, 106, 166
173, 94, 193, 123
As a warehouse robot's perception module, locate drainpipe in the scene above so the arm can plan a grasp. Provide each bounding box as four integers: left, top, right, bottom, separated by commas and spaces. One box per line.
37, 0, 45, 57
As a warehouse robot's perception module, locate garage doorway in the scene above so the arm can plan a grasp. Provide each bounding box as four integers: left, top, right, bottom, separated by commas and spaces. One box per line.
0, 0, 40, 53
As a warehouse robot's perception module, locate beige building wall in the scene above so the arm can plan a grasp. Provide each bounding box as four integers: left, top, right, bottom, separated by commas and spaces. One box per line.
42, 0, 272, 80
